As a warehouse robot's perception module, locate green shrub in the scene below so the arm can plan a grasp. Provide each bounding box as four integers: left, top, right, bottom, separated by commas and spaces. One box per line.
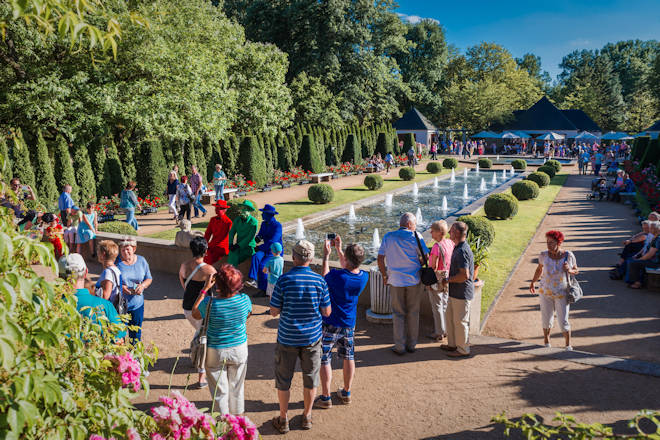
53, 135, 79, 201
10, 129, 36, 190
375, 132, 391, 156
97, 220, 138, 236
136, 139, 167, 199
526, 171, 550, 187
442, 157, 458, 169
484, 193, 519, 219
72, 144, 97, 203
399, 166, 416, 181
89, 139, 111, 198
0, 137, 11, 172
364, 174, 384, 190
402, 133, 415, 154
226, 198, 259, 221
341, 134, 362, 165
537, 165, 556, 178
511, 159, 527, 170
511, 180, 540, 200
456, 215, 495, 247
478, 158, 493, 168
118, 137, 137, 184
239, 136, 267, 187
546, 159, 562, 173
426, 162, 442, 174
31, 131, 58, 205
308, 183, 334, 204
297, 134, 324, 173
106, 139, 125, 195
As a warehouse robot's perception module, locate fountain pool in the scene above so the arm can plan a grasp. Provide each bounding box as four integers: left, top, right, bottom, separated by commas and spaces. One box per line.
283, 170, 517, 263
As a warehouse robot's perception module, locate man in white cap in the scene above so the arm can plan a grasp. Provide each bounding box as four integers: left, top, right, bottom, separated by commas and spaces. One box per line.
59, 253, 126, 341
269, 240, 331, 433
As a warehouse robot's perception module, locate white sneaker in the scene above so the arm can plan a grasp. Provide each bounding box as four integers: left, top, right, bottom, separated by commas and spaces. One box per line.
544, 343, 551, 348
565, 345, 573, 351
245, 279, 258, 288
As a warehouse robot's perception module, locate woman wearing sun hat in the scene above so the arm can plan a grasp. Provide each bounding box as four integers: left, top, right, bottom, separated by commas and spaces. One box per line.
204, 199, 233, 266
227, 200, 258, 267
247, 203, 283, 293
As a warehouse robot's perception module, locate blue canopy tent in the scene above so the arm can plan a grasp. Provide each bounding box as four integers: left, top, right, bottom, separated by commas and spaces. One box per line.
574, 131, 599, 140
537, 132, 565, 140
600, 131, 620, 140
513, 131, 532, 138
499, 132, 520, 139
471, 130, 498, 138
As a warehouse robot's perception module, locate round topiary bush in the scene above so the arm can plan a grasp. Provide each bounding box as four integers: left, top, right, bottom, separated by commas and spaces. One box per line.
537, 165, 556, 178
226, 198, 260, 221
399, 167, 416, 181
442, 157, 458, 169
546, 159, 562, 172
308, 183, 334, 204
511, 159, 527, 170
364, 174, 384, 190
426, 162, 442, 174
511, 180, 540, 201
456, 215, 495, 247
526, 171, 550, 188
478, 158, 493, 168
97, 221, 138, 236
484, 193, 519, 220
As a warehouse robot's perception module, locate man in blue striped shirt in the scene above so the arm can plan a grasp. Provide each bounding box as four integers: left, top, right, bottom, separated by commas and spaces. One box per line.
270, 240, 331, 433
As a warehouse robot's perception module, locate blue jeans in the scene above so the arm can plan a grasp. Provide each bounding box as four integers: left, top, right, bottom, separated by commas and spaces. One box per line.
193, 193, 207, 217
127, 304, 144, 343
125, 208, 138, 230
214, 184, 224, 201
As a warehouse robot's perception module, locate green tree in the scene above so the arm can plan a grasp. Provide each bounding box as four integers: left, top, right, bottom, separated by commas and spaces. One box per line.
277, 134, 293, 172
290, 72, 342, 128
136, 140, 168, 198
89, 139, 111, 198
105, 139, 125, 195
72, 145, 96, 204
297, 134, 324, 173
53, 135, 79, 201
118, 137, 137, 184
9, 129, 36, 190
0, 137, 10, 172
375, 132, 392, 156
31, 131, 58, 204
184, 142, 197, 176
172, 141, 185, 177
341, 134, 361, 165
516, 53, 552, 90
239, 136, 267, 186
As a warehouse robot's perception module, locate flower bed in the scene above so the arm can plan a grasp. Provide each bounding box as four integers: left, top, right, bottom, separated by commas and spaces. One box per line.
628, 160, 660, 211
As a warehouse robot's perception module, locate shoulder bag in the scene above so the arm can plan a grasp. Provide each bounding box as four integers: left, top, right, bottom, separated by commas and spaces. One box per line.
564, 252, 582, 304
414, 232, 438, 286
190, 297, 213, 370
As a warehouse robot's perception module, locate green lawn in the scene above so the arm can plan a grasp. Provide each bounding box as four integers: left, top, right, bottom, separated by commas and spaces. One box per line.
476, 173, 569, 318
147, 165, 459, 240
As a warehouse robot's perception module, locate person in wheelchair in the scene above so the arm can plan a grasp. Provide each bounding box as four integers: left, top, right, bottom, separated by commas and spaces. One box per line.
588, 178, 608, 200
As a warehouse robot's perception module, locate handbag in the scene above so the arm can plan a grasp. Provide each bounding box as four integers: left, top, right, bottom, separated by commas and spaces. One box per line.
564, 253, 583, 304
414, 232, 438, 286
428, 243, 449, 293
190, 297, 212, 370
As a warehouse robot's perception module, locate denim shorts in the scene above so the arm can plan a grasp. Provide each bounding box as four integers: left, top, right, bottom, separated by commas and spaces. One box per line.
321, 324, 355, 365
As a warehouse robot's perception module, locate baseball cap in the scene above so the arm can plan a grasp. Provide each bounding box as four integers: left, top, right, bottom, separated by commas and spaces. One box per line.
270, 242, 283, 254
58, 253, 87, 278
292, 240, 314, 260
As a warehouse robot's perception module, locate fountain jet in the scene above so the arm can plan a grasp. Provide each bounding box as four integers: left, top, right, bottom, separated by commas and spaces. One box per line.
502, 169, 506, 179
510, 165, 515, 174
480, 178, 486, 191
491, 172, 497, 185
384, 194, 393, 207
475, 163, 480, 173
412, 183, 419, 196
433, 177, 439, 188
295, 219, 305, 239
463, 184, 469, 200
450, 169, 456, 183
348, 205, 356, 221
441, 196, 448, 212
372, 228, 381, 249
416, 208, 423, 225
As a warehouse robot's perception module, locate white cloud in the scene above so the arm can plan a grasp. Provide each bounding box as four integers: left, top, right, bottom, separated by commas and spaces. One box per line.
397, 12, 439, 25
569, 38, 592, 47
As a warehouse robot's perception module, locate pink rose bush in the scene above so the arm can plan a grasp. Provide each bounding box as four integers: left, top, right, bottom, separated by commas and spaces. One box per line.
219, 414, 258, 440
150, 391, 215, 439
105, 353, 142, 392
89, 428, 140, 440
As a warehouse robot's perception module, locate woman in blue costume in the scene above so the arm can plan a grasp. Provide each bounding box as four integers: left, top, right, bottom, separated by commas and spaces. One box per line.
247, 204, 282, 294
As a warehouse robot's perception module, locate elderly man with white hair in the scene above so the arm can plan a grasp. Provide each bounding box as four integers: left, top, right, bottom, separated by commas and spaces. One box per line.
377, 212, 429, 355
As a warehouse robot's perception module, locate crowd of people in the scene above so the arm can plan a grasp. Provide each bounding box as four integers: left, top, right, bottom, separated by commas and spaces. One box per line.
610, 211, 660, 288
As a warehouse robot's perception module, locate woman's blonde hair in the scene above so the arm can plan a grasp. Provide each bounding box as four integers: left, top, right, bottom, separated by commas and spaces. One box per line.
97, 240, 119, 262
430, 220, 449, 235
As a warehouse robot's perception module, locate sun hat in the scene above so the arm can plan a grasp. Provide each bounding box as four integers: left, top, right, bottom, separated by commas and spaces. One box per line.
259, 204, 279, 215
58, 253, 87, 278
213, 200, 229, 209
240, 200, 256, 211
271, 242, 283, 254
292, 240, 314, 260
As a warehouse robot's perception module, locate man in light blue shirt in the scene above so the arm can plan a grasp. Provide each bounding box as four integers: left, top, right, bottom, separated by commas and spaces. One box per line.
58, 184, 75, 226
377, 212, 429, 355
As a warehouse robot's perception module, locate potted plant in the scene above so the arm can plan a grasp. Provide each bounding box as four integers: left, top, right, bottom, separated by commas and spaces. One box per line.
467, 231, 490, 281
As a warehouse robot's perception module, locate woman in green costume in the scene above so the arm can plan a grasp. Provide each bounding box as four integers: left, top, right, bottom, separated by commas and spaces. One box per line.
228, 200, 258, 266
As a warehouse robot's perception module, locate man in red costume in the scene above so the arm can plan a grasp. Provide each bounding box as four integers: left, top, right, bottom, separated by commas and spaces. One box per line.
203, 200, 233, 266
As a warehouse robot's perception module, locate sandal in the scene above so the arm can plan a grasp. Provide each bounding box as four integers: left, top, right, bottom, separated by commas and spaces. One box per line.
271, 416, 289, 434
629, 282, 643, 289
301, 415, 312, 430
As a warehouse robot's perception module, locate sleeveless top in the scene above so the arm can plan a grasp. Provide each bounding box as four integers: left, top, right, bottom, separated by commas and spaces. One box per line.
539, 250, 576, 299
183, 279, 206, 311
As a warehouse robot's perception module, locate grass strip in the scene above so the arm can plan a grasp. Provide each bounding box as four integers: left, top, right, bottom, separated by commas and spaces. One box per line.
474, 173, 568, 317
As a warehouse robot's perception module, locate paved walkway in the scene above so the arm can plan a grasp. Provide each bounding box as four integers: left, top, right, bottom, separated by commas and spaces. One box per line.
483, 172, 660, 364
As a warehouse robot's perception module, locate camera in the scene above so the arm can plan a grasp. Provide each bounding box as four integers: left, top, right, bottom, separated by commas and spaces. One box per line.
326, 233, 336, 240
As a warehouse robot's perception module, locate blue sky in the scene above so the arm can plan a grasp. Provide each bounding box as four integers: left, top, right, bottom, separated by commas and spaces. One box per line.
395, 0, 660, 81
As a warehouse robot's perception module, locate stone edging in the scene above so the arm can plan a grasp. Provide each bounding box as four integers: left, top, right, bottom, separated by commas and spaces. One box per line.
478, 173, 568, 333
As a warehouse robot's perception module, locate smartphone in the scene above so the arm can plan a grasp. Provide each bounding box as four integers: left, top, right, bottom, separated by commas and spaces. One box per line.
326, 233, 336, 240
21, 185, 29, 191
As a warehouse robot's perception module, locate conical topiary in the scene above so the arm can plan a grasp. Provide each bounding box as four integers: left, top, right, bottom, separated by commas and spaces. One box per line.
0, 136, 10, 174
375, 132, 391, 156
239, 136, 267, 187
402, 133, 415, 154
341, 134, 362, 165
118, 137, 137, 184
10, 129, 36, 190
136, 139, 168, 198
172, 141, 185, 176
31, 131, 58, 204
89, 139, 111, 198
277, 134, 292, 172
72, 144, 97, 204
184, 141, 197, 176
105, 139, 125, 195
195, 142, 207, 180
54, 135, 79, 201
297, 134, 324, 173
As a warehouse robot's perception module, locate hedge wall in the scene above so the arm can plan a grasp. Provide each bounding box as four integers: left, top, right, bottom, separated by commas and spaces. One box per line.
641, 138, 660, 169
239, 136, 267, 187
298, 134, 324, 173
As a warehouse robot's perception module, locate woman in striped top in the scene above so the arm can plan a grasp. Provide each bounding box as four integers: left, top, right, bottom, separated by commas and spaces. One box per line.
192, 264, 252, 415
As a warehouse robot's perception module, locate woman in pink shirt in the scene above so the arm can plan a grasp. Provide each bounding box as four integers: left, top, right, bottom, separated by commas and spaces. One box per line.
427, 220, 455, 342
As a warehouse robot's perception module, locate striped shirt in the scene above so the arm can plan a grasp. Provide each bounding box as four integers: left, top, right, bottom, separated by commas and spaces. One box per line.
270, 266, 331, 346
199, 293, 252, 349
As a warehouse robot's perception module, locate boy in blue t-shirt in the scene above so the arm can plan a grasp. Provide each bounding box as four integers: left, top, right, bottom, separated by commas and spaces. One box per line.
315, 235, 368, 409
263, 242, 284, 298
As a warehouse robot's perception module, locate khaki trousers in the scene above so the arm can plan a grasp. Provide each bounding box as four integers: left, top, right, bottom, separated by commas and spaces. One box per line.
390, 283, 423, 351
446, 297, 471, 355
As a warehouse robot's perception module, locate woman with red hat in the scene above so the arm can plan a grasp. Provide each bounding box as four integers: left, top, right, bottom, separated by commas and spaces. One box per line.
204, 199, 233, 266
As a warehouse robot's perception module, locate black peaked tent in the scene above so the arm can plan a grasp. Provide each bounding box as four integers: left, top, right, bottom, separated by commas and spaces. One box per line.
393, 107, 438, 147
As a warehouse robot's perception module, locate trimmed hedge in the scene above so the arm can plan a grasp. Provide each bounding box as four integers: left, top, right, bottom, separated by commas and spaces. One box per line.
364, 174, 384, 190
308, 183, 334, 204
226, 198, 259, 221
478, 158, 493, 169
456, 215, 495, 247
239, 136, 267, 187
511, 159, 527, 170
375, 132, 391, 156
97, 221, 138, 236
545, 159, 562, 173
402, 133, 415, 154
426, 162, 442, 174
537, 165, 556, 178
32, 131, 58, 204
297, 134, 324, 173
511, 180, 540, 201
342, 134, 362, 165
484, 193, 519, 219
443, 157, 458, 169
526, 171, 550, 187
399, 167, 415, 181
136, 139, 167, 199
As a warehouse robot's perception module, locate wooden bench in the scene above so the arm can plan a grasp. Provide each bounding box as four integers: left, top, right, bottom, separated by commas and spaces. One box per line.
619, 192, 636, 205
201, 187, 239, 204
310, 172, 333, 183
646, 268, 660, 291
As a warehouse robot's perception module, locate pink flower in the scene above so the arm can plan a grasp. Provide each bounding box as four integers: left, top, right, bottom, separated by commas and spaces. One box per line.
126, 428, 141, 440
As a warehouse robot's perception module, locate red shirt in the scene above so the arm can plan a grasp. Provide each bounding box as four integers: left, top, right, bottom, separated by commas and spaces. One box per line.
204, 214, 233, 254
